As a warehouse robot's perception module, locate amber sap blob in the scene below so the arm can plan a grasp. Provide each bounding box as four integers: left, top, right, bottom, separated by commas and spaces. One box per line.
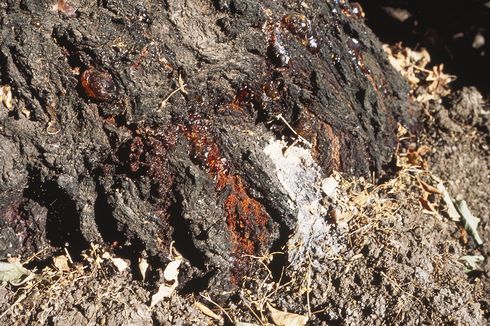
81, 68, 116, 101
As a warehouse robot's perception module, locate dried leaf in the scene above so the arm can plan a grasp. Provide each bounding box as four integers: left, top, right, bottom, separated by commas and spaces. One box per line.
416, 93, 439, 104
163, 259, 182, 282
0, 85, 13, 110
437, 183, 460, 221
426, 64, 455, 97
384, 44, 456, 105
149, 258, 183, 307
458, 255, 484, 272
419, 197, 438, 215
352, 192, 369, 206
267, 303, 308, 326
383, 44, 430, 87
0, 260, 34, 285
111, 258, 129, 272
409, 48, 431, 68
460, 227, 468, 245
455, 200, 483, 245
418, 179, 441, 194
46, 121, 61, 135
150, 283, 176, 307
138, 257, 149, 282
20, 107, 31, 118
102, 252, 129, 272
53, 255, 70, 272
193, 302, 222, 321
416, 145, 432, 156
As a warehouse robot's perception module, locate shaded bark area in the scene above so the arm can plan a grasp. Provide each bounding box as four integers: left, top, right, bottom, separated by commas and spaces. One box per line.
0, 0, 408, 289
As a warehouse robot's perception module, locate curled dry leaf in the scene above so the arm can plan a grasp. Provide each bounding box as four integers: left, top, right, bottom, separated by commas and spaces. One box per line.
138, 257, 149, 282
455, 200, 483, 245
267, 303, 308, 326
426, 64, 456, 97
416, 145, 432, 156
0, 85, 13, 110
46, 120, 61, 135
460, 227, 469, 245
163, 259, 182, 282
53, 255, 70, 272
149, 258, 182, 307
419, 197, 438, 215
20, 107, 31, 118
0, 259, 36, 285
458, 255, 484, 272
437, 182, 460, 221
150, 283, 177, 307
407, 144, 431, 167
352, 191, 369, 206
383, 44, 430, 87
417, 178, 441, 194
102, 252, 129, 272
111, 258, 129, 272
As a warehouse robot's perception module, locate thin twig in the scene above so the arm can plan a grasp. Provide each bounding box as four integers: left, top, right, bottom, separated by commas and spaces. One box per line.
22, 247, 48, 264
380, 271, 424, 306
159, 83, 187, 109
0, 292, 26, 320
271, 114, 312, 148
200, 293, 234, 323
242, 299, 266, 326
306, 258, 312, 317
64, 247, 74, 265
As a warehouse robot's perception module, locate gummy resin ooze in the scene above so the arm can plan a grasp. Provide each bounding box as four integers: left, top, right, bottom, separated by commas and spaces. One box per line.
283, 14, 319, 53
81, 68, 116, 101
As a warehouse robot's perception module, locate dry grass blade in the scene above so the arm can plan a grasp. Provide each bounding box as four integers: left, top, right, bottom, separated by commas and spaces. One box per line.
200, 293, 233, 323
159, 74, 187, 109
193, 301, 223, 321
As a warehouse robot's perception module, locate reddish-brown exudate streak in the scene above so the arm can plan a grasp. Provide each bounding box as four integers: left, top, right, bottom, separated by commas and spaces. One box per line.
180, 113, 270, 283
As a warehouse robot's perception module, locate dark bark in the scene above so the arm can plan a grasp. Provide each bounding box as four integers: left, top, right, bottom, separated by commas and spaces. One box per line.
0, 0, 408, 289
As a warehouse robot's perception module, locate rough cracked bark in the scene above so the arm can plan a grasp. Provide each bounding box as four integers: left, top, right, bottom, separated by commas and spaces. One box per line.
0, 0, 408, 289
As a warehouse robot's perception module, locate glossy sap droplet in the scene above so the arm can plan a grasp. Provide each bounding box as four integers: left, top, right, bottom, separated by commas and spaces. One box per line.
262, 81, 280, 100
350, 2, 365, 19
81, 68, 116, 101
283, 14, 311, 39
283, 14, 319, 53
53, 0, 78, 18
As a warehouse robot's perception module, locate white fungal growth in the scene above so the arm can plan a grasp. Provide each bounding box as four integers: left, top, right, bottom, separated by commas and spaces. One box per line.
264, 139, 344, 268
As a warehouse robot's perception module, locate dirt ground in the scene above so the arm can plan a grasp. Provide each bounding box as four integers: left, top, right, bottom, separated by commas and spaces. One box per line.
1, 3, 489, 326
